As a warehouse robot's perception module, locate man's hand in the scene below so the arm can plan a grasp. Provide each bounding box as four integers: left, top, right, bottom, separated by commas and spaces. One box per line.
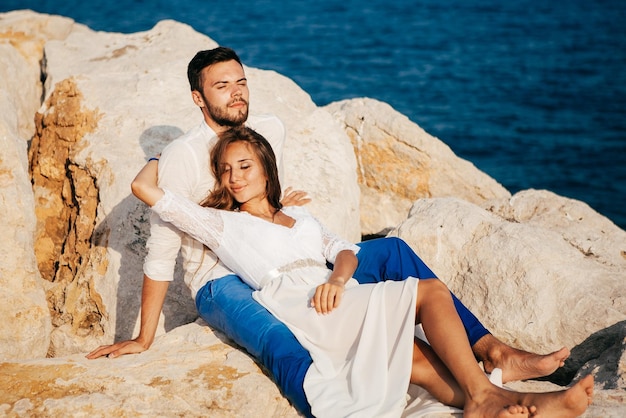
86, 339, 148, 359
86, 276, 167, 360
281, 187, 311, 207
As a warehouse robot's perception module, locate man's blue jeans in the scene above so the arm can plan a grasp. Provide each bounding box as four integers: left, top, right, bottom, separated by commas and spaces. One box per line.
195, 237, 489, 417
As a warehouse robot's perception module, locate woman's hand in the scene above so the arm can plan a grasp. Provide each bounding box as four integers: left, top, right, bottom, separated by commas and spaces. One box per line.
311, 278, 346, 314
310, 250, 358, 314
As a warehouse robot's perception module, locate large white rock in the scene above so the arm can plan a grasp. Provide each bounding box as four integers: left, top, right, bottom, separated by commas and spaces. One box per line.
0, 110, 51, 361
392, 193, 625, 350
0, 10, 74, 138
326, 98, 510, 236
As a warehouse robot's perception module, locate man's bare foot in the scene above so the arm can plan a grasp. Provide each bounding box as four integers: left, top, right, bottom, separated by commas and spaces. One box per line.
465, 375, 593, 418
492, 346, 570, 383
474, 335, 570, 382
521, 374, 594, 418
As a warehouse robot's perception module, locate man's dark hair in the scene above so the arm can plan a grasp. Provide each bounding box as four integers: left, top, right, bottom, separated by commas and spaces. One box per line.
187, 47, 243, 92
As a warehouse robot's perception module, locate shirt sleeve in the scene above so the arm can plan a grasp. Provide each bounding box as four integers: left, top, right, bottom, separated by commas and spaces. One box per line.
143, 211, 185, 282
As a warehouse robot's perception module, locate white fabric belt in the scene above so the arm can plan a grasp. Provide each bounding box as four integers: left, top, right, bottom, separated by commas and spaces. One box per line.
258, 258, 326, 289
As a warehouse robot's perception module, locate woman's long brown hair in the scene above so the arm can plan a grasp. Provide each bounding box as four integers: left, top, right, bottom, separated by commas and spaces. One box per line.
201, 126, 283, 212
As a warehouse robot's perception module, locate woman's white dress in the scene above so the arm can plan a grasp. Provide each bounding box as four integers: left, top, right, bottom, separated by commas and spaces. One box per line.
153, 190, 419, 418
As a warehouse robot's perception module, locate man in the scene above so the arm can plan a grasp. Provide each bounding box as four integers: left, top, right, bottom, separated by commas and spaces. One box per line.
88, 47, 569, 417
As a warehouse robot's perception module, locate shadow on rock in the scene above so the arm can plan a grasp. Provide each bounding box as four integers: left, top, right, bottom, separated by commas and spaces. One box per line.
541, 320, 626, 388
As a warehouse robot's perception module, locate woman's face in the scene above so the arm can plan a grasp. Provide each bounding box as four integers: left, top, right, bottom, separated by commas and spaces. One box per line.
220, 141, 268, 205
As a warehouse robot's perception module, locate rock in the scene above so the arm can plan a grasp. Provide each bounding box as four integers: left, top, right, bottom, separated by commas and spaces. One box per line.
0, 10, 74, 138
0, 320, 299, 417
0, 112, 51, 361
488, 188, 626, 270
325, 98, 510, 236
0, 10, 62, 361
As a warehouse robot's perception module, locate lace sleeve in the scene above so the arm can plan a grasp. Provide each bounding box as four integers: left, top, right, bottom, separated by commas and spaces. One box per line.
151, 189, 223, 250
313, 213, 360, 264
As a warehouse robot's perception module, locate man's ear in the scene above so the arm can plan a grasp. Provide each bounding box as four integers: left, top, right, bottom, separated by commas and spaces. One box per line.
191, 90, 204, 107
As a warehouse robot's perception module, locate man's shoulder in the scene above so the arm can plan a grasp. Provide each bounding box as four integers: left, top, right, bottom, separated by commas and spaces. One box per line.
247, 113, 282, 124
162, 122, 216, 155
247, 114, 286, 150
247, 114, 285, 132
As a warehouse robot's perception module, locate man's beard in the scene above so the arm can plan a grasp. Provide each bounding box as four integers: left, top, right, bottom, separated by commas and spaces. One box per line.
207, 97, 249, 127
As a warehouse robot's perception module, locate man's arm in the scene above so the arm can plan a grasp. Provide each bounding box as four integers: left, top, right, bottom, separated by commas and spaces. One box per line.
86, 275, 169, 358
87, 164, 176, 359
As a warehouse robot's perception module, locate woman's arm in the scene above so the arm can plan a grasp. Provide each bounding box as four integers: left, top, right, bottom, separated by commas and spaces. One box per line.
131, 159, 165, 207
328, 249, 358, 285
311, 249, 358, 315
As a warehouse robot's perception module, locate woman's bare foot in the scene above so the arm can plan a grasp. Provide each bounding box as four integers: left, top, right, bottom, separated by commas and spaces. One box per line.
464, 388, 534, 418
476, 335, 570, 382
465, 404, 532, 418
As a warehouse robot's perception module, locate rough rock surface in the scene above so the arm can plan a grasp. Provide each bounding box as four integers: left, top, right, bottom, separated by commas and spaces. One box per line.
0, 10, 59, 362
1, 9, 624, 417
0, 320, 298, 417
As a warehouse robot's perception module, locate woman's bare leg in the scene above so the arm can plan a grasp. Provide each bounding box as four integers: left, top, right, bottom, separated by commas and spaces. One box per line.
415, 279, 593, 417
415, 279, 519, 416
411, 337, 464, 407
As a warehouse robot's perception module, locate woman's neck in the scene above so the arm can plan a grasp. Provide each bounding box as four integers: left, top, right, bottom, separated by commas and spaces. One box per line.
240, 199, 295, 228
239, 200, 277, 222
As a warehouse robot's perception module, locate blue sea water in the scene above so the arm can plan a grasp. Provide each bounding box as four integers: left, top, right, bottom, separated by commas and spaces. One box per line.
3, 0, 626, 229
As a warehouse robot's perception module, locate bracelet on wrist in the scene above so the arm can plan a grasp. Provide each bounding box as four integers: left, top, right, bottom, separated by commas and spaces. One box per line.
148, 157, 159, 162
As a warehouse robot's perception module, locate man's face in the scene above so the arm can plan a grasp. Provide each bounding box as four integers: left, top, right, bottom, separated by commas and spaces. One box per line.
197, 60, 250, 129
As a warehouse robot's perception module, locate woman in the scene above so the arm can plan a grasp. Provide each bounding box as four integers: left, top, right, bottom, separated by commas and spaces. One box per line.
132, 126, 592, 418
